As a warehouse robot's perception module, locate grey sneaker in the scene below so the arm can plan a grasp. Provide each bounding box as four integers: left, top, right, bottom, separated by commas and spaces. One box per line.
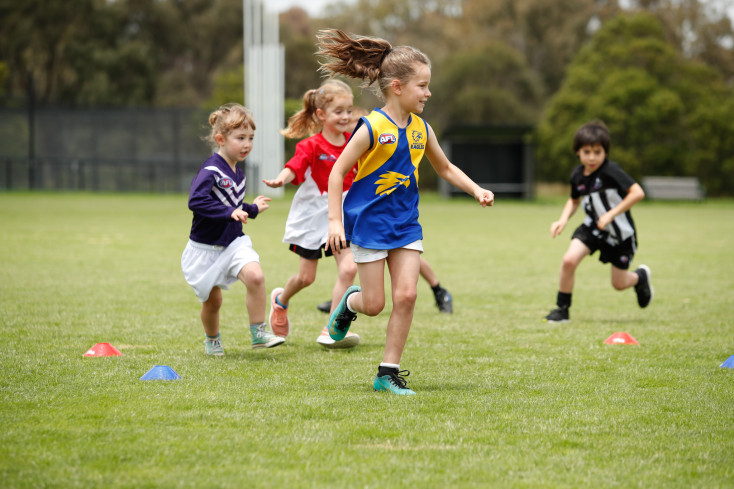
204, 335, 224, 356
250, 323, 285, 349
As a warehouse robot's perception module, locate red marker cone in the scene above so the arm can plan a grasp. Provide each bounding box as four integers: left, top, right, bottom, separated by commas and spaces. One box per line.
604, 332, 639, 345
83, 342, 123, 357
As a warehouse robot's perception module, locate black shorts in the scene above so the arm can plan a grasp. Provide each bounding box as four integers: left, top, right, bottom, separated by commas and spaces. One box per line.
572, 225, 636, 270
287, 241, 350, 260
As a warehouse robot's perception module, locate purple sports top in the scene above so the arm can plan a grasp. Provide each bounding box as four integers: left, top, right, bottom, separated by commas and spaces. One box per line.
187, 153, 259, 246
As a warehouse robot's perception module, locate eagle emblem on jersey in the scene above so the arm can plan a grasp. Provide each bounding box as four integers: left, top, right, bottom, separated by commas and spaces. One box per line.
375, 171, 410, 196
410, 130, 424, 150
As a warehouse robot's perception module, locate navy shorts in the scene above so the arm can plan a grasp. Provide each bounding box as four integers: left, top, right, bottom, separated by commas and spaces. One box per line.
572, 225, 636, 270
288, 241, 350, 260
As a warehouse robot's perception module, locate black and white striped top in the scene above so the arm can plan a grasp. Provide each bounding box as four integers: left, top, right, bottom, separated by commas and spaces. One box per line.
570, 159, 637, 245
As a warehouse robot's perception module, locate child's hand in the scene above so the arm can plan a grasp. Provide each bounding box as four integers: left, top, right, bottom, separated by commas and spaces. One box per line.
476, 188, 494, 207
262, 178, 284, 188
550, 220, 565, 238
253, 195, 271, 213
597, 212, 613, 231
326, 220, 347, 255
231, 208, 249, 223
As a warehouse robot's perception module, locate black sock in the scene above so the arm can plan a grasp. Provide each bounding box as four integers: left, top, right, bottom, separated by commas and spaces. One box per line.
378, 365, 399, 376
557, 292, 572, 309
431, 283, 442, 294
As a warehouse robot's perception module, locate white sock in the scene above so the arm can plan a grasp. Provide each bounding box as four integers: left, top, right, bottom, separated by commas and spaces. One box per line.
380, 362, 400, 370
346, 293, 356, 313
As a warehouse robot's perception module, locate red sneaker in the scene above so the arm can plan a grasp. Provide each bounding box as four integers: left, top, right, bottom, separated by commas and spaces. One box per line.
269, 288, 290, 337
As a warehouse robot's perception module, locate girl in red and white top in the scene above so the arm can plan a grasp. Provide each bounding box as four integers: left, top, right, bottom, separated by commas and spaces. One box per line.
262, 79, 360, 349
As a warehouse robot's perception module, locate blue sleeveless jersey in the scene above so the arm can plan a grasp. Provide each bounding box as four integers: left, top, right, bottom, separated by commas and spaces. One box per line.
343, 108, 428, 249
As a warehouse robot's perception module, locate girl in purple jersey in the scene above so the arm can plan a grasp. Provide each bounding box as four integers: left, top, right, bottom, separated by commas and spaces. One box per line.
181, 103, 284, 356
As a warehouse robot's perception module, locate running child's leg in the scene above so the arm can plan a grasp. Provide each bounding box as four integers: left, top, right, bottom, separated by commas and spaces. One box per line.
383, 249, 420, 365
238, 262, 284, 348
270, 258, 316, 337
326, 257, 384, 341
545, 238, 590, 323
201, 287, 223, 337
610, 265, 638, 291
349, 258, 387, 316
239, 262, 266, 323
559, 238, 591, 293
420, 256, 453, 314
316, 248, 360, 348
279, 257, 318, 306
612, 263, 653, 308
201, 287, 225, 356
330, 247, 357, 313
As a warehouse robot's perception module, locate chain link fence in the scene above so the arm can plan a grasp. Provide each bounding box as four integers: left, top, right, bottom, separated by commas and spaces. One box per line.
0, 106, 259, 193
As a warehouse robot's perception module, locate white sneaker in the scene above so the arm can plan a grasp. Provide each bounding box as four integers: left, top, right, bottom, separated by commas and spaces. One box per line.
316, 326, 360, 349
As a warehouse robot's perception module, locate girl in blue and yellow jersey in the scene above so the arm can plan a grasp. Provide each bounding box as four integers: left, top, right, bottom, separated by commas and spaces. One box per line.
317, 29, 495, 395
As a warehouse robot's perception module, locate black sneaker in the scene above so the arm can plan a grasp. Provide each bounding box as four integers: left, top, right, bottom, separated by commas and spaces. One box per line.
544, 306, 569, 323
433, 287, 453, 314
316, 299, 332, 314
634, 264, 654, 308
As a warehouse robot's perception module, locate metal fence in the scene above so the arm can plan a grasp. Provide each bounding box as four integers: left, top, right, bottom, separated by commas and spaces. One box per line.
0, 106, 258, 193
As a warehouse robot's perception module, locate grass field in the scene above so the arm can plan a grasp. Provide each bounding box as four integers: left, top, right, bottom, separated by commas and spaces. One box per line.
0, 191, 732, 489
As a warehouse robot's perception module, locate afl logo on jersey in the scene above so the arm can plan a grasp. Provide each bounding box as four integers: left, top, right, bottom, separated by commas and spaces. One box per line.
217, 177, 235, 190
378, 133, 397, 145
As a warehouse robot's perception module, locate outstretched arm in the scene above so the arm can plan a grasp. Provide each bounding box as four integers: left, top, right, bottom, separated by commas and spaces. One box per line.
262, 167, 296, 188
424, 124, 494, 207
326, 124, 370, 254
550, 197, 580, 238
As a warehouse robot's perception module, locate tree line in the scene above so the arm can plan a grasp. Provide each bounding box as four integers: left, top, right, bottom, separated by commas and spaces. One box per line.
1, 0, 733, 193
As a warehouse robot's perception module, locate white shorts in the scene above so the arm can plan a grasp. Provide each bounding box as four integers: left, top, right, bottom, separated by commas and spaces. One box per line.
181, 235, 260, 302
350, 240, 423, 264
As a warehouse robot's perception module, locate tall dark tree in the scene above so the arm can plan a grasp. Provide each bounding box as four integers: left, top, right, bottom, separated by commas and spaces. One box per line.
536, 13, 734, 195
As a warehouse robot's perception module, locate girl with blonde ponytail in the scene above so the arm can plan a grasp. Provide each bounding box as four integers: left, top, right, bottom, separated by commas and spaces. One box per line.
262, 79, 361, 349
319, 29, 495, 395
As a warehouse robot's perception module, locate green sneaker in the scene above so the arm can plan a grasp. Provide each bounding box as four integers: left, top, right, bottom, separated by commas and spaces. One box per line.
250, 323, 285, 349
204, 335, 224, 356
328, 285, 360, 341
373, 369, 416, 395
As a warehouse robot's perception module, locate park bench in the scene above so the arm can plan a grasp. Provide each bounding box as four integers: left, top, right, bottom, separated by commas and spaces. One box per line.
641, 176, 705, 201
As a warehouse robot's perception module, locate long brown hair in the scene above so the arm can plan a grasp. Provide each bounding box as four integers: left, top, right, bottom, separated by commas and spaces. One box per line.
281, 79, 353, 139
315, 29, 430, 99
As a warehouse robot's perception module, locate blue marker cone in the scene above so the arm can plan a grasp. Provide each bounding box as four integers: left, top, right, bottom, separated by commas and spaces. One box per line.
720, 355, 734, 369
140, 365, 181, 380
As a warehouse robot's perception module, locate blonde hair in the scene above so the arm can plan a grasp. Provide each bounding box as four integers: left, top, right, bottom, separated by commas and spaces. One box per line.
315, 29, 431, 100
205, 103, 256, 149
281, 79, 353, 139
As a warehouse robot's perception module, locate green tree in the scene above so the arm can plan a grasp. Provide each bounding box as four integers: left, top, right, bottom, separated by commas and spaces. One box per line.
429, 40, 545, 127
536, 12, 734, 195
